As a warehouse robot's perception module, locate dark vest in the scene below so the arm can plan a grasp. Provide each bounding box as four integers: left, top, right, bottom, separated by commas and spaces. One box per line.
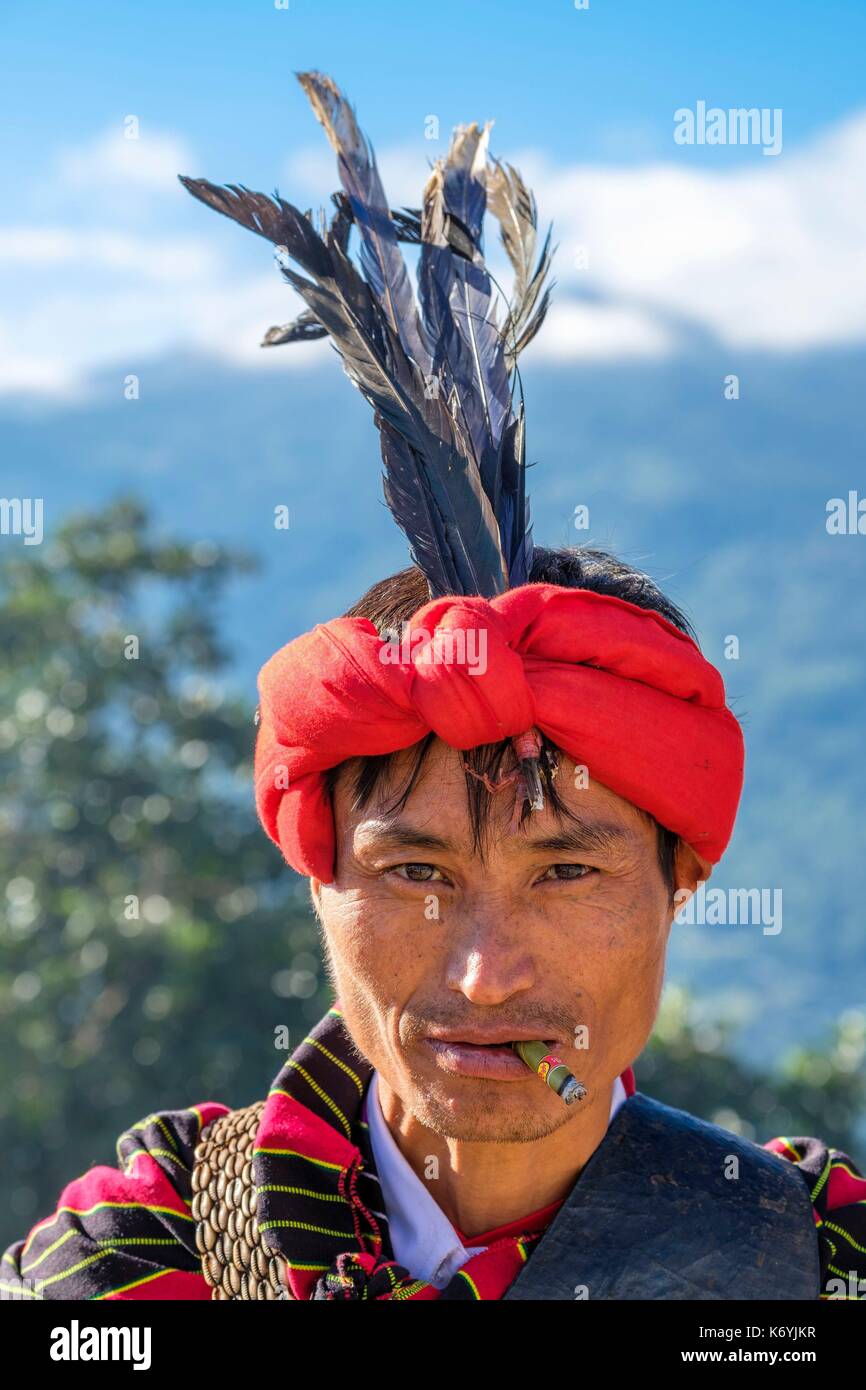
503, 1091, 820, 1300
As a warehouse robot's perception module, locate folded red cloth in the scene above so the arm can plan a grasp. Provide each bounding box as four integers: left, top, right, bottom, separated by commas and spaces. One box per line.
255, 583, 745, 882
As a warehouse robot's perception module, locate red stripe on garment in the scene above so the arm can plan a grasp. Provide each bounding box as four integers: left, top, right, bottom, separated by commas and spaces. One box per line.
826, 1162, 866, 1209
21, 1157, 195, 1256
257, 1088, 360, 1169
451, 1238, 531, 1299
454, 1197, 563, 1247
19, 1099, 228, 1257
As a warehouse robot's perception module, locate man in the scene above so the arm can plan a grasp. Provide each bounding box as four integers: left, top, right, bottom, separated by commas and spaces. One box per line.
4, 549, 865, 1302
3, 74, 864, 1302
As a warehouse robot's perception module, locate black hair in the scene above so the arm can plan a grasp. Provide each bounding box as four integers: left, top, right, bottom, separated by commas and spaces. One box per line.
324, 547, 693, 897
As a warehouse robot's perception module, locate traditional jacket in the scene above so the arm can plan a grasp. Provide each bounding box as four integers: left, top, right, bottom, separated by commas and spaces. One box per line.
3, 1006, 864, 1301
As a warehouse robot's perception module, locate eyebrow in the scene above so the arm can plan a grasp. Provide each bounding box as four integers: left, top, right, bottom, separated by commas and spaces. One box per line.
356, 818, 635, 857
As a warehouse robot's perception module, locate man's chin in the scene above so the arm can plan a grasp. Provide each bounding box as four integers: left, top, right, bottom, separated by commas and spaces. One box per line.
406, 1075, 577, 1144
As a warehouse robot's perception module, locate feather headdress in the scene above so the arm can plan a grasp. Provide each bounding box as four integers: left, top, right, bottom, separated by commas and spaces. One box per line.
180, 71, 556, 819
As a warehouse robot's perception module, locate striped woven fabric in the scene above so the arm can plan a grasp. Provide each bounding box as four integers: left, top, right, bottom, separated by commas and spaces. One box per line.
3, 1005, 864, 1300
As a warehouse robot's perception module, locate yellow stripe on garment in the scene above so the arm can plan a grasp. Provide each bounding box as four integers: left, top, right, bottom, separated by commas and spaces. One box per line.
255, 1185, 347, 1201
304, 1037, 365, 1094
0, 1280, 43, 1299
114, 1114, 180, 1169
20, 1200, 194, 1257
253, 1143, 345, 1172
93, 1267, 182, 1300
810, 1154, 832, 1204
274, 1066, 352, 1138
30, 1247, 118, 1291
824, 1221, 866, 1256
124, 1146, 190, 1175
773, 1136, 803, 1163
815, 1220, 838, 1261
95, 1238, 185, 1247
257, 1219, 356, 1240
145, 1115, 180, 1154
21, 1226, 78, 1273
456, 1268, 483, 1299
393, 1280, 427, 1300
189, 1104, 209, 1134
827, 1260, 865, 1285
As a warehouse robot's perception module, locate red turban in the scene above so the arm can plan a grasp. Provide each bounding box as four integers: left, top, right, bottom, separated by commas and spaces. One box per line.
254, 583, 744, 882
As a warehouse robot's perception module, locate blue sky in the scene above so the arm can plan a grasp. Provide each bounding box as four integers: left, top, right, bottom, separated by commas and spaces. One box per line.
2, 0, 865, 182
2, 0, 866, 398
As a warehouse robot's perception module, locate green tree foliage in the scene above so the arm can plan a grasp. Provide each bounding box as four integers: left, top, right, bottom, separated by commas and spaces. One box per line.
638, 986, 866, 1157
1, 500, 863, 1251
0, 500, 327, 1249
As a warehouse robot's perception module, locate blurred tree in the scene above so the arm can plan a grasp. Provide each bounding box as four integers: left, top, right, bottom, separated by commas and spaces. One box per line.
1, 499, 862, 1252
638, 986, 866, 1158
0, 499, 327, 1249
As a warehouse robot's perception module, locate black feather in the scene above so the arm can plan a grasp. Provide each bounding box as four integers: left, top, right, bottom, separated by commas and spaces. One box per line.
178, 73, 556, 598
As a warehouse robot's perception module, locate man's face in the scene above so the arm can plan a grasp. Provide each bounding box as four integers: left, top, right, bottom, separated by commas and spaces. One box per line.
312, 739, 704, 1144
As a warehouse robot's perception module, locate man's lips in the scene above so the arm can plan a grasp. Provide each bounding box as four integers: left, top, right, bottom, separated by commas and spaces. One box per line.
422, 1032, 562, 1081
424, 1029, 560, 1047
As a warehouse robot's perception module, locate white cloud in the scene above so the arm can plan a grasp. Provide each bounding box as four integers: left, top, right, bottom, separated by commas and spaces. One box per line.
0, 266, 323, 401
57, 127, 196, 192
521, 110, 866, 353
2, 111, 866, 397
0, 227, 222, 282
527, 300, 675, 360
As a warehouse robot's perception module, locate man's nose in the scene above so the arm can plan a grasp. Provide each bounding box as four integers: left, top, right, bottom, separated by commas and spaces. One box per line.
443, 899, 536, 1005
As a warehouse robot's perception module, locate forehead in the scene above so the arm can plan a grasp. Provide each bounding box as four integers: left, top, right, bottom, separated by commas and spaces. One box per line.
330, 737, 652, 849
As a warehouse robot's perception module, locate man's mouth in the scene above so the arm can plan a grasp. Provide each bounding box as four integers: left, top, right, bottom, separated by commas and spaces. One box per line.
422, 1035, 561, 1081
425, 1030, 560, 1048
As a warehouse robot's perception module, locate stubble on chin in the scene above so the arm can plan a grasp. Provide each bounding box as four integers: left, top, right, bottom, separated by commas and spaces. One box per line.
397, 1075, 581, 1145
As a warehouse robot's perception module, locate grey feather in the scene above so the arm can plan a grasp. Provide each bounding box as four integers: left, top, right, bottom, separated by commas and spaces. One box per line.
486, 157, 556, 370
296, 71, 431, 375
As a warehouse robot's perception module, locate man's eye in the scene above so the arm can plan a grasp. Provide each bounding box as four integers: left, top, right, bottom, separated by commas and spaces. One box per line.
392, 863, 444, 882
540, 863, 595, 881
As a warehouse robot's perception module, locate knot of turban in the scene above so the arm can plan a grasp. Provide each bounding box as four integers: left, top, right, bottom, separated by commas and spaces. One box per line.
254, 583, 745, 882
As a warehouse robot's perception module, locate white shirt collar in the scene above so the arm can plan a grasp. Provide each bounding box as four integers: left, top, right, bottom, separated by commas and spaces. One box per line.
365, 1067, 628, 1289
